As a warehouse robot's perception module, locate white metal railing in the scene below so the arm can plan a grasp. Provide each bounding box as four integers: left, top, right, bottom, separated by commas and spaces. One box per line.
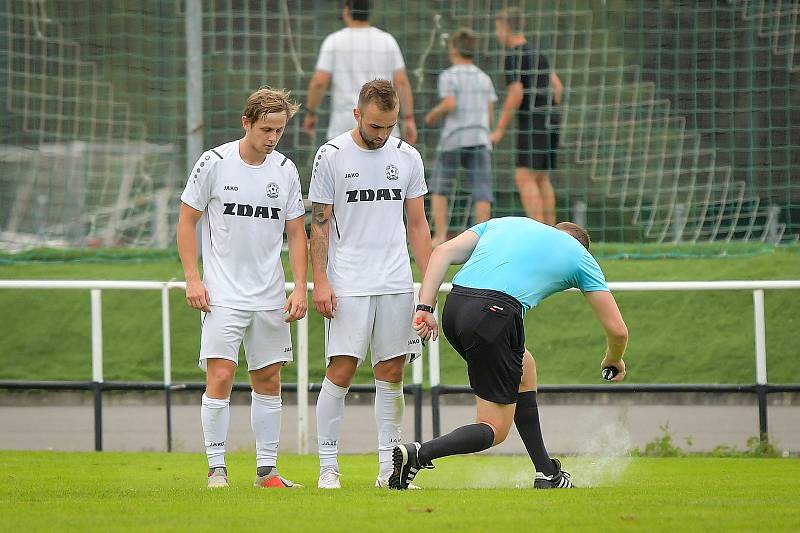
1, 279, 799, 452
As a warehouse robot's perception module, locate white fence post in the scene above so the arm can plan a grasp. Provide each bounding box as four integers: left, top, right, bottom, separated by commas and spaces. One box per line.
297, 311, 309, 455
412, 283, 423, 386
90, 288, 104, 451
753, 289, 767, 385
91, 289, 103, 383
161, 284, 174, 452
161, 285, 172, 387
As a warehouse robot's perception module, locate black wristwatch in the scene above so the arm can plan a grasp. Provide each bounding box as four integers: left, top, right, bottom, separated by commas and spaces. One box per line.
416, 304, 434, 313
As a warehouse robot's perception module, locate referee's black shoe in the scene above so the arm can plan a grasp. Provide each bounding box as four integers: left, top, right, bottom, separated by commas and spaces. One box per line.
533, 458, 574, 489
389, 442, 431, 489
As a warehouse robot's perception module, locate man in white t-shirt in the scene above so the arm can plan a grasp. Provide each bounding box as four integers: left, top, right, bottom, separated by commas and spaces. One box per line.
303, 0, 417, 143
308, 79, 432, 489
177, 86, 308, 489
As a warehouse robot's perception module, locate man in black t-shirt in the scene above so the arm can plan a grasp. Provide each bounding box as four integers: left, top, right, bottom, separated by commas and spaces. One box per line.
490, 7, 563, 225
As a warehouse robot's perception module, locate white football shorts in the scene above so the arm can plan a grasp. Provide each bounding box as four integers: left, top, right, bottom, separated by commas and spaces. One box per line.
199, 306, 292, 371
324, 292, 422, 367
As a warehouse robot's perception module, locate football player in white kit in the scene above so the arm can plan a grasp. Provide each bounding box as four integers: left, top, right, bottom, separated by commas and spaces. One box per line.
177, 87, 308, 489
308, 79, 432, 488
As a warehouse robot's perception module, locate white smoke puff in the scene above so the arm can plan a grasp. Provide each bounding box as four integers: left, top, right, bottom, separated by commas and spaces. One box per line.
568, 407, 634, 487
463, 455, 533, 489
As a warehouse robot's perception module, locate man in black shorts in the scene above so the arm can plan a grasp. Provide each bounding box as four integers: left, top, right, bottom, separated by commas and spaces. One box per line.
388, 217, 629, 490
490, 7, 563, 225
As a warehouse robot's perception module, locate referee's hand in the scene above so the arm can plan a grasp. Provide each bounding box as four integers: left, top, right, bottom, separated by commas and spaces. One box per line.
600, 356, 626, 383
413, 310, 438, 342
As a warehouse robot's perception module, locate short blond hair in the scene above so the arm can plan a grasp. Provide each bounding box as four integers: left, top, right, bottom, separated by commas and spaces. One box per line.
243, 86, 300, 124
496, 7, 525, 34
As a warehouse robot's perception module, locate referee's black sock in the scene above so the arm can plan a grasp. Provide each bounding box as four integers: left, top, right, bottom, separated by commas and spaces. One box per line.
515, 391, 557, 476
418, 423, 494, 465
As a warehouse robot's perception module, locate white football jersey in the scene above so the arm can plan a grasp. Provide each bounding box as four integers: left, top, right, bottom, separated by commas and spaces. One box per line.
308, 131, 427, 296
181, 140, 305, 311
315, 26, 405, 139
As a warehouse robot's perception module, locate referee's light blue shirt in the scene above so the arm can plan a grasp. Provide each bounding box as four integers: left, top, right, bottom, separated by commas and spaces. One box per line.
451, 217, 609, 313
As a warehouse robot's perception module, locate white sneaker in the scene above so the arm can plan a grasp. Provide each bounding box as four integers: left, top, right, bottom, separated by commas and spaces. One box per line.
376, 474, 421, 489
317, 468, 341, 489
207, 466, 228, 488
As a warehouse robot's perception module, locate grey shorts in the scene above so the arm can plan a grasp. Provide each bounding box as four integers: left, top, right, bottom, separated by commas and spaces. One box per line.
428, 145, 494, 203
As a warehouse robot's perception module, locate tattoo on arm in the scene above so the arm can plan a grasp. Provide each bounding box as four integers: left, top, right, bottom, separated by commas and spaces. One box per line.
310, 202, 331, 271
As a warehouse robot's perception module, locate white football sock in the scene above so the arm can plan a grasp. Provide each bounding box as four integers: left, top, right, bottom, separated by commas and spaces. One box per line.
251, 391, 281, 469
201, 393, 230, 469
375, 379, 404, 477
317, 377, 349, 472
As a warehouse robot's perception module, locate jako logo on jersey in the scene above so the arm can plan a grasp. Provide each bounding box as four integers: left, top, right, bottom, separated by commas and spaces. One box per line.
223, 203, 282, 219
385, 164, 399, 180
408, 338, 421, 345
345, 188, 402, 203
223, 185, 238, 191
344, 172, 359, 179
266, 182, 280, 198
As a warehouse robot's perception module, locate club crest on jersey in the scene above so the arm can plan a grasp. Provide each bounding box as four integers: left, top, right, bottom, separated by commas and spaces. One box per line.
266, 182, 280, 198
385, 164, 399, 180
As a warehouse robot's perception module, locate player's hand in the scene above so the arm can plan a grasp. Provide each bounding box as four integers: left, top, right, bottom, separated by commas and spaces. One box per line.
413, 310, 438, 342
185, 278, 211, 312
424, 110, 437, 127
312, 280, 337, 319
303, 113, 317, 137
284, 288, 308, 322
600, 356, 626, 382
403, 118, 418, 144
489, 129, 504, 145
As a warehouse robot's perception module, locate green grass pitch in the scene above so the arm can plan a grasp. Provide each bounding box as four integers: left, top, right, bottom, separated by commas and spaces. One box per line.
2, 452, 798, 532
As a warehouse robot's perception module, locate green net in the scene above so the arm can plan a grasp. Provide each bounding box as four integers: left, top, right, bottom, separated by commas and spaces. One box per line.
1, 0, 798, 259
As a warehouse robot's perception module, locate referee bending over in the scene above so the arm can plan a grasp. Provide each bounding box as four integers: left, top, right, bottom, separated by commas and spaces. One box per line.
389, 217, 628, 489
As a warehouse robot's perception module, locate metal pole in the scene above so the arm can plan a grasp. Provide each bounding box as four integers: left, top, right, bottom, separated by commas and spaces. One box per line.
161, 285, 173, 452
90, 289, 103, 451
412, 283, 424, 442
572, 200, 587, 229
753, 289, 768, 441
413, 384, 423, 443
765, 205, 780, 243
185, 0, 203, 174
429, 307, 441, 439
297, 312, 309, 454
431, 386, 441, 439
671, 203, 687, 244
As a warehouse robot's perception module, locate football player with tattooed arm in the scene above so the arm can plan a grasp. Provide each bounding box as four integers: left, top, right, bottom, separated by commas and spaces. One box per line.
308, 79, 432, 489
388, 217, 628, 490
177, 86, 307, 489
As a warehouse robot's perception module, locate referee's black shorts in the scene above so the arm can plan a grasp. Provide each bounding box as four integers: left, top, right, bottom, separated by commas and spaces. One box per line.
441, 285, 525, 404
